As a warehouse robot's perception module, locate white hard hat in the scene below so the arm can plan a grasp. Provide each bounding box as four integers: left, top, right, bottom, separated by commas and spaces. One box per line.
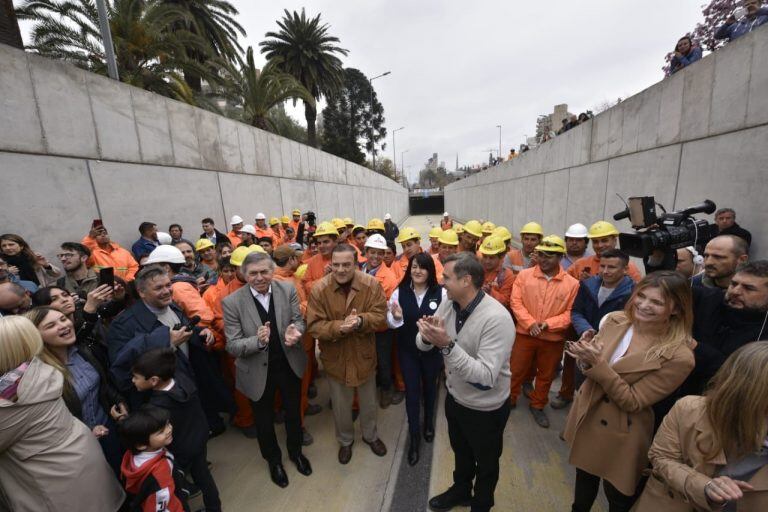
156, 232, 172, 245
443, 212, 449, 217
364, 234, 388, 250
239, 224, 257, 235
230, 215, 244, 225
145, 245, 185, 265
384, 213, 392, 220
565, 223, 589, 238
255, 213, 266, 220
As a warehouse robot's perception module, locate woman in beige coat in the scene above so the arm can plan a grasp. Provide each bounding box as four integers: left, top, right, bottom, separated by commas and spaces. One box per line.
633, 341, 768, 511
564, 271, 696, 512
0, 315, 124, 512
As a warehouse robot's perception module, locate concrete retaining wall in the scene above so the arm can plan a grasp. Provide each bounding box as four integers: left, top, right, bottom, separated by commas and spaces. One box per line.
445, 27, 768, 258
0, 44, 408, 259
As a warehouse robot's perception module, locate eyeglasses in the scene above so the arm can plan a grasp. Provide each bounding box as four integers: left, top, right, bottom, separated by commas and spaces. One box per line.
56, 253, 79, 259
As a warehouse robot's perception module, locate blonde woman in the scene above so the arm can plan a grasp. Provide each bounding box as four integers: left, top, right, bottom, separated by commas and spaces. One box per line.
633, 341, 768, 511
0, 316, 124, 511
564, 271, 696, 512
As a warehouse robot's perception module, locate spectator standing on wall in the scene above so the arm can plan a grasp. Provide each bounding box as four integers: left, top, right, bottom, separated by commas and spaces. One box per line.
714, 207, 752, 247
715, 0, 768, 42
669, 35, 702, 75
507, 149, 517, 160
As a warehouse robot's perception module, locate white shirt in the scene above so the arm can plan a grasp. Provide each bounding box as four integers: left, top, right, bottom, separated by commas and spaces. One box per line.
387, 286, 448, 329
249, 285, 272, 312
609, 326, 633, 365
160, 379, 175, 392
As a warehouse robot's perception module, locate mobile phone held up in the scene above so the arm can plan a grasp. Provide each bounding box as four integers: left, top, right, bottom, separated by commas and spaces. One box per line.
99, 267, 115, 288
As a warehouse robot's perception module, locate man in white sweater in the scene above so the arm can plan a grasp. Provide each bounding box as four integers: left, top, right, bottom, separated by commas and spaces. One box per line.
416, 253, 515, 512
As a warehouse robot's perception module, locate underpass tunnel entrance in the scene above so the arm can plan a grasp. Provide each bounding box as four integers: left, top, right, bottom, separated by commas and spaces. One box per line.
408, 190, 444, 215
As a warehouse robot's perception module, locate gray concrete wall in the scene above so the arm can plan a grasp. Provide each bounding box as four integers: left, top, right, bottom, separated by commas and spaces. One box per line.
445, 27, 768, 258
0, 44, 408, 259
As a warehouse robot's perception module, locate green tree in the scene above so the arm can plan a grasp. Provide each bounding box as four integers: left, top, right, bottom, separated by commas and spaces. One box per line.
1, 0, 24, 48
16, 0, 216, 104
365, 157, 398, 182
260, 8, 348, 148
267, 104, 308, 144
321, 68, 386, 165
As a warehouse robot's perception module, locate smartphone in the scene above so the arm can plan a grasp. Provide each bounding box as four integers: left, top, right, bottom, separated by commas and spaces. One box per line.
92, 219, 104, 229
98, 267, 114, 288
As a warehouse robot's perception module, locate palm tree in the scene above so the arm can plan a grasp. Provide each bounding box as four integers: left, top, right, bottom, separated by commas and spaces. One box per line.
260, 8, 348, 147
16, 0, 215, 104
228, 48, 315, 131
157, 0, 245, 91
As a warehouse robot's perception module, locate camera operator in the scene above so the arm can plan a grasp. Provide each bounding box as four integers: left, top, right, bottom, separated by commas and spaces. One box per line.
295, 211, 317, 248
681, 260, 768, 395
692, 235, 749, 290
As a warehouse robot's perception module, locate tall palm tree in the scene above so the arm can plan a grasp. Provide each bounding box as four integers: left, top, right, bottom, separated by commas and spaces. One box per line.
260, 8, 348, 147
228, 48, 315, 131
16, 0, 214, 104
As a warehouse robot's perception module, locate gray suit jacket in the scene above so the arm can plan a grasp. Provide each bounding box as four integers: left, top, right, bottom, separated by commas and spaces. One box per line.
222, 280, 306, 402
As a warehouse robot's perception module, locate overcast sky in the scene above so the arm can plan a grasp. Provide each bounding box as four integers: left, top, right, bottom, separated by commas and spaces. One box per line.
18, 0, 707, 183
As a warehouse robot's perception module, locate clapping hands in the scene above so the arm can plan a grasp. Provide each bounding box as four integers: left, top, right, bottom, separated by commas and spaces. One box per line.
416, 315, 450, 348
285, 323, 302, 346
339, 309, 360, 334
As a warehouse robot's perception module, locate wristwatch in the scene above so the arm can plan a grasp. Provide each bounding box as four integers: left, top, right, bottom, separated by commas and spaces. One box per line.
441, 341, 455, 356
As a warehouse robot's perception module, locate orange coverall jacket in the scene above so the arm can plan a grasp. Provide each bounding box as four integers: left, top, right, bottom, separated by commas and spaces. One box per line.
483, 266, 516, 309
511, 266, 579, 342
567, 254, 642, 282
302, 253, 332, 297
171, 279, 224, 348
80, 236, 139, 281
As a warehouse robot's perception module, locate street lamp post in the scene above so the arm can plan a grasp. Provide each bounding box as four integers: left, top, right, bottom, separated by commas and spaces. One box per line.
496, 125, 502, 162
95, 0, 119, 80
369, 71, 391, 170
392, 126, 404, 176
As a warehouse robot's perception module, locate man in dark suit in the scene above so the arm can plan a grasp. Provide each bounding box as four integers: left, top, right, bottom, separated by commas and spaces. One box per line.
222, 252, 310, 488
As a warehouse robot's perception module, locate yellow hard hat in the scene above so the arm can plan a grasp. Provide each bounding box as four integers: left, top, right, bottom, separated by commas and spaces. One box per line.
295, 262, 308, 279
587, 220, 620, 239
343, 217, 354, 226
492, 226, 512, 242
454, 223, 464, 234
331, 218, 346, 230
535, 235, 566, 254
194, 238, 215, 252
479, 235, 507, 256
366, 218, 385, 231
396, 227, 421, 243
429, 226, 443, 239
352, 224, 366, 234
463, 220, 483, 238
269, 217, 280, 226
314, 222, 339, 238
438, 229, 459, 246
230, 245, 264, 267
280, 215, 290, 224
481, 221, 497, 234
520, 221, 544, 236
292, 209, 301, 216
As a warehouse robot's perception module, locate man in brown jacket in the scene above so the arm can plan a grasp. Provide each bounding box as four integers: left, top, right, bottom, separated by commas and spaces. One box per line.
306, 244, 389, 464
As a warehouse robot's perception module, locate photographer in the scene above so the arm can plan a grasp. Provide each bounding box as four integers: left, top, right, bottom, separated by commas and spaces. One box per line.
715, 0, 768, 42
295, 211, 316, 248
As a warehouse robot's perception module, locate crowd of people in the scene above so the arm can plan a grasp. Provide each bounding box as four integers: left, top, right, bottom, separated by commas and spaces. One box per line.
0, 202, 766, 512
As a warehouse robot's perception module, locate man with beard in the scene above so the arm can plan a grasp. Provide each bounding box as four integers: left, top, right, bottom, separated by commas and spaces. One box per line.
55, 242, 98, 299
693, 235, 749, 289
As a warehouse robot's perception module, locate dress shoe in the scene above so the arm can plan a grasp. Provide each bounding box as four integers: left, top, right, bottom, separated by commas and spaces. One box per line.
289, 453, 313, 476
408, 437, 420, 466
391, 390, 405, 405
338, 442, 353, 465
268, 462, 289, 488
380, 389, 393, 409
529, 407, 550, 428
423, 423, 435, 443
305, 403, 322, 416
550, 395, 573, 410
522, 381, 534, 400
239, 424, 259, 439
308, 383, 318, 399
428, 485, 472, 511
302, 428, 314, 446
363, 437, 387, 457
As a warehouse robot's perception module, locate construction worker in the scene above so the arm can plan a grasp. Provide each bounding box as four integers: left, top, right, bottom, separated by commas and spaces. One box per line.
195, 238, 218, 273
227, 215, 245, 247
480, 221, 496, 244
254, 213, 275, 243
280, 215, 291, 236
567, 221, 642, 282
478, 235, 516, 309
81, 224, 139, 281
351, 225, 368, 264
440, 212, 453, 230
504, 222, 543, 274
492, 226, 513, 253
302, 221, 339, 296
509, 235, 579, 429
394, 227, 444, 282
437, 229, 459, 265
269, 217, 283, 244
238, 224, 257, 247
428, 227, 443, 256
343, 217, 355, 232
562, 223, 589, 270
257, 236, 274, 256
453, 223, 464, 236
366, 218, 386, 238
459, 220, 483, 253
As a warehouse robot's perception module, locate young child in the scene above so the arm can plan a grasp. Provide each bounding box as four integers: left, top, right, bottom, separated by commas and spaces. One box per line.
119, 405, 188, 512
131, 348, 221, 512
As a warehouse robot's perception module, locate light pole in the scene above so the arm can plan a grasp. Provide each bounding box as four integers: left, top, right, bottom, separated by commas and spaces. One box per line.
369, 71, 391, 170
496, 125, 502, 162
392, 126, 404, 176
95, 0, 119, 80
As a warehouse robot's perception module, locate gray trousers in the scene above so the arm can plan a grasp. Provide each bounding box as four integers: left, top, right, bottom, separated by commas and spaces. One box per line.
327, 375, 378, 446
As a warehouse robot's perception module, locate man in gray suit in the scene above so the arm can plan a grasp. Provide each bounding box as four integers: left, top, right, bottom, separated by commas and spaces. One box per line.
222, 252, 310, 488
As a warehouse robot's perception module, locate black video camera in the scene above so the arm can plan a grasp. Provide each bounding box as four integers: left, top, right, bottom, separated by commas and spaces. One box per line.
613, 197, 718, 260
304, 211, 316, 227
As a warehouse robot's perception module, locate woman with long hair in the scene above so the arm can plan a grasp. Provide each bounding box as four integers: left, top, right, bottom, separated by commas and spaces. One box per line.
387, 252, 447, 465
25, 306, 127, 475
0, 233, 61, 286
564, 271, 696, 511
633, 341, 768, 510
0, 315, 124, 511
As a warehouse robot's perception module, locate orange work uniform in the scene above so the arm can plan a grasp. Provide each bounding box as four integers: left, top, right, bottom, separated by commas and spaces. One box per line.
440, 220, 453, 230
509, 266, 579, 410
227, 230, 242, 247
254, 226, 276, 244
302, 253, 332, 297
81, 236, 139, 281
567, 254, 642, 282
482, 266, 516, 309
503, 248, 531, 275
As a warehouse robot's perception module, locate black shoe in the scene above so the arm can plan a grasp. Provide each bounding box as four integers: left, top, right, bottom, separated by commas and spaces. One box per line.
268, 462, 289, 488
423, 422, 435, 443
239, 424, 259, 439
408, 437, 420, 466
428, 486, 472, 511
305, 403, 322, 416
529, 407, 550, 429
308, 383, 318, 399
338, 443, 353, 465
289, 453, 313, 476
